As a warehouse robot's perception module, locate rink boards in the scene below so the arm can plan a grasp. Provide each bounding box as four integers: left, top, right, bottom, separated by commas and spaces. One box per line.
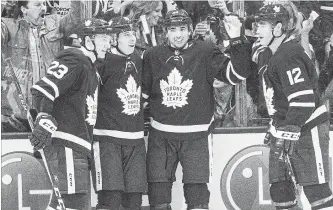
1, 128, 332, 210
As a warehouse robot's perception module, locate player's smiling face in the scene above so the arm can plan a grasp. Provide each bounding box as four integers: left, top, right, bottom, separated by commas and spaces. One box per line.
167, 24, 190, 49
93, 34, 111, 59
256, 21, 274, 46
118, 31, 137, 55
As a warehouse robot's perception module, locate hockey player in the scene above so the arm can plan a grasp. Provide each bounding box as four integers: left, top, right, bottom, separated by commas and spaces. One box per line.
142, 9, 252, 210
91, 17, 146, 210
254, 2, 333, 209
29, 18, 112, 210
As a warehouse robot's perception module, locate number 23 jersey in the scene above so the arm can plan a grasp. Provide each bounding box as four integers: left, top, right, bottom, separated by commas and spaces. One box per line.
32, 48, 99, 157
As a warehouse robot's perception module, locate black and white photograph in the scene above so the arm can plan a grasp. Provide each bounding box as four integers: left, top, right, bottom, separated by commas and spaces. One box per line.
1, 0, 333, 209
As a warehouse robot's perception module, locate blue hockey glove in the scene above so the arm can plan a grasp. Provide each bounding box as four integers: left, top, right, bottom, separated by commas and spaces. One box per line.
29, 113, 57, 150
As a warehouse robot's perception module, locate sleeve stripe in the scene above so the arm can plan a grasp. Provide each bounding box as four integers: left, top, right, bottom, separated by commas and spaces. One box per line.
226, 61, 236, 85
142, 93, 149, 99
42, 77, 59, 98
252, 45, 266, 63
287, 89, 314, 101
229, 61, 246, 81
143, 102, 148, 108
31, 85, 55, 101
290, 102, 315, 107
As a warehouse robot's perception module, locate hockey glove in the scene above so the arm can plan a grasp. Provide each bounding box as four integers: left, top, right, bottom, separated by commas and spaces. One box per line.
271, 125, 301, 160
193, 21, 210, 39
223, 15, 242, 39
29, 113, 57, 150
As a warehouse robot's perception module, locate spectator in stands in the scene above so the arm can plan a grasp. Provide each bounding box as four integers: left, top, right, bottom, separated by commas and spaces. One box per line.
126, 1, 166, 53
1, 0, 82, 132
294, 1, 333, 68
1, 0, 19, 18
319, 33, 333, 100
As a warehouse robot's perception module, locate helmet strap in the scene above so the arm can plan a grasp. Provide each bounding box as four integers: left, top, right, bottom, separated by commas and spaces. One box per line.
272, 23, 284, 39
267, 23, 284, 46
115, 45, 128, 56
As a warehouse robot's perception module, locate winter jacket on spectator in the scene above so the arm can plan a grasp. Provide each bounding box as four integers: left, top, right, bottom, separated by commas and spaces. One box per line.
1, 1, 81, 132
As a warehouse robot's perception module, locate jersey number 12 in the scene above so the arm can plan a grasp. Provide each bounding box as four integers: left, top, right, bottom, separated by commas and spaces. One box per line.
287, 68, 304, 85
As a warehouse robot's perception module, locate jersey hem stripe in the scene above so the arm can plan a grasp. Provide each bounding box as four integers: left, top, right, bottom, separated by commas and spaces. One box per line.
93, 129, 144, 139
290, 102, 315, 107
151, 116, 214, 133
52, 131, 91, 150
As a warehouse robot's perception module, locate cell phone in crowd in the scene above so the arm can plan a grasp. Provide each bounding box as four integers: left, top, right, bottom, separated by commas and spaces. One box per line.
309, 10, 319, 21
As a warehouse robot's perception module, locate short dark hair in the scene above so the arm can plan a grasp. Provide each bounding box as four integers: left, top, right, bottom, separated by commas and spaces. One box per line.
17, 1, 29, 17
244, 16, 255, 30
18, 1, 29, 9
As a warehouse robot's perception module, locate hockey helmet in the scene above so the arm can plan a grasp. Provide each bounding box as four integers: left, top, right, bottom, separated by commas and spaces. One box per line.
255, 2, 298, 34
78, 18, 115, 36
165, 9, 193, 28
107, 17, 137, 47
108, 16, 137, 34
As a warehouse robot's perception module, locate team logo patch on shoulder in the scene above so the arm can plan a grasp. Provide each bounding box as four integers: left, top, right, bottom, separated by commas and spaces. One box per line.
273, 5, 280, 13
160, 68, 193, 109
86, 88, 98, 126
117, 75, 141, 115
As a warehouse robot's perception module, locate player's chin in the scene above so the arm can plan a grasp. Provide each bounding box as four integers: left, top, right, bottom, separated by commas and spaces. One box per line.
173, 41, 186, 49
258, 38, 269, 46
124, 47, 135, 55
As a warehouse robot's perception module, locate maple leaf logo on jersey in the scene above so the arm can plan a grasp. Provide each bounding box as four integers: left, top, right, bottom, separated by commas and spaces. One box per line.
86, 88, 98, 126
160, 68, 193, 109
116, 75, 141, 115
273, 5, 280, 13
262, 76, 276, 115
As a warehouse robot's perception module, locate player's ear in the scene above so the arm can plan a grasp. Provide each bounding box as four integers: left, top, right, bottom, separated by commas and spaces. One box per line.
273, 22, 283, 37
85, 36, 95, 51
20, 6, 27, 16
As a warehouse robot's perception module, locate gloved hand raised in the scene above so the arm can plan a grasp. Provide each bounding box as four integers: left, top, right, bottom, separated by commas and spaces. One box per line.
223, 15, 242, 39
29, 113, 57, 151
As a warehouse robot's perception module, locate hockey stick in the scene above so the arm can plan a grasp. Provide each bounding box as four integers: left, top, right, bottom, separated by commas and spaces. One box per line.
284, 152, 299, 196
3, 55, 66, 210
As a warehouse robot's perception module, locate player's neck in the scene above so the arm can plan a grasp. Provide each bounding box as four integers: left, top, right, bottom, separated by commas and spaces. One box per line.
170, 42, 189, 50
79, 46, 96, 63
269, 34, 286, 55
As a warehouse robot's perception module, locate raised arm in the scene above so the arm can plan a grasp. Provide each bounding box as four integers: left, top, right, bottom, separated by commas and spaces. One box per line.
58, 0, 82, 37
